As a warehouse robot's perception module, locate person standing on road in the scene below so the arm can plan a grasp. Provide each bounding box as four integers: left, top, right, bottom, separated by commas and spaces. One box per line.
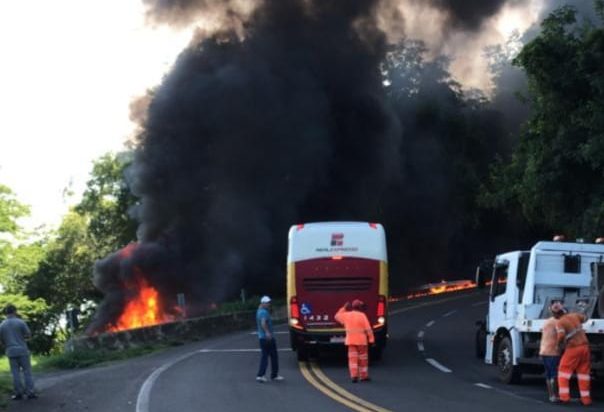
556, 307, 591, 406
256, 296, 284, 383
539, 300, 565, 402
335, 299, 374, 383
0, 304, 37, 400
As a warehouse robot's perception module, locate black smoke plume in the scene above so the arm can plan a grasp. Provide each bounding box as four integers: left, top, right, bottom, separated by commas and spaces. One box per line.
90, 0, 581, 332
427, 0, 507, 30
89, 0, 403, 332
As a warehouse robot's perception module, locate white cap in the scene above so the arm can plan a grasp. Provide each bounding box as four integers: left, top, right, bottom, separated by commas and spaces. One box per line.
260, 296, 271, 304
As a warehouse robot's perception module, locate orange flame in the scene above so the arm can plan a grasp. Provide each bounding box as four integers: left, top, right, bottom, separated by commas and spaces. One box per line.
389, 279, 478, 302
107, 277, 175, 332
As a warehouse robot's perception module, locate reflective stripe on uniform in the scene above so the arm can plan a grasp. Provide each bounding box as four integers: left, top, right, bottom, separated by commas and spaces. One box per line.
577, 373, 590, 381
559, 387, 570, 394
558, 371, 572, 379
565, 327, 582, 341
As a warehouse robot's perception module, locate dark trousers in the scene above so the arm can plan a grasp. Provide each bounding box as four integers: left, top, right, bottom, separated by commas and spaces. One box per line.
9, 355, 34, 395
257, 338, 279, 378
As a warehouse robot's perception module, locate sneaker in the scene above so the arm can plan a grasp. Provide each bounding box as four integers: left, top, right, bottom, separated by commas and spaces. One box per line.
27, 393, 38, 399
271, 375, 284, 381
11, 394, 23, 401
256, 376, 268, 383
361, 377, 371, 382
351, 377, 358, 383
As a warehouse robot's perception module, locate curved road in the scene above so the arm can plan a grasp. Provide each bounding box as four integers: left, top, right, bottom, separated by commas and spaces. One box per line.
9, 290, 602, 411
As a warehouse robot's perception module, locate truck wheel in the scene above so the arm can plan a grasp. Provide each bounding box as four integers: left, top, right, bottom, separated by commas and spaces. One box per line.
496, 336, 521, 384
475, 326, 486, 359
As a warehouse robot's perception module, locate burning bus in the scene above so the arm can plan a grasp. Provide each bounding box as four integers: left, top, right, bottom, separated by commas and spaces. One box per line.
287, 222, 388, 360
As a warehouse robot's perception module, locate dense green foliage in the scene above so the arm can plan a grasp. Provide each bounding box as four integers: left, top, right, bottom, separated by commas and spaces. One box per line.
481, 4, 604, 239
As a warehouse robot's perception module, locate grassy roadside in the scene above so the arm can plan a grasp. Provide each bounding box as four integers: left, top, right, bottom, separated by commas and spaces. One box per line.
0, 299, 284, 408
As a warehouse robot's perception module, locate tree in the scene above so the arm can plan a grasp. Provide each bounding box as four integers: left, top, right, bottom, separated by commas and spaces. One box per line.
480, 3, 604, 239
0, 184, 29, 270
26, 212, 100, 313
26, 152, 138, 336
0, 293, 52, 354
75, 152, 138, 255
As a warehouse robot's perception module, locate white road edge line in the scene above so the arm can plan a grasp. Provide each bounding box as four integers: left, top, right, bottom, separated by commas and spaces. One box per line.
417, 342, 425, 352
136, 347, 290, 412
425, 358, 452, 373
442, 310, 457, 317
471, 301, 487, 307
417, 331, 424, 339
474, 383, 492, 389
426, 320, 435, 328
136, 351, 199, 412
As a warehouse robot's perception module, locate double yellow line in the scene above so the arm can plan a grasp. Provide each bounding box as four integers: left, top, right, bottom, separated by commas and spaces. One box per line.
297, 292, 480, 411
298, 361, 392, 412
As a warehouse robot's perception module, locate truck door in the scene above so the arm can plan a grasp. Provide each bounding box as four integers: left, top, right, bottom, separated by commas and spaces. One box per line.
488, 259, 510, 326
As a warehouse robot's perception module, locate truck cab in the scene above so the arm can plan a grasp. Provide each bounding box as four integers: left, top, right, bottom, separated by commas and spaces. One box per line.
477, 240, 604, 383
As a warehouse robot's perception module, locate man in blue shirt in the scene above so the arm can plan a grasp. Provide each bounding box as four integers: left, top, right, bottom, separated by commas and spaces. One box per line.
256, 296, 284, 382
0, 304, 36, 400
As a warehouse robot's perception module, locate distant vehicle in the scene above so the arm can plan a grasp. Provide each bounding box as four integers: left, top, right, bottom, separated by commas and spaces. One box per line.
475, 240, 604, 383
287, 222, 388, 360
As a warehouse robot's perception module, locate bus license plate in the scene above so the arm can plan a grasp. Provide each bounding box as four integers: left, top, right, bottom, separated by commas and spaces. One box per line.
330, 336, 345, 343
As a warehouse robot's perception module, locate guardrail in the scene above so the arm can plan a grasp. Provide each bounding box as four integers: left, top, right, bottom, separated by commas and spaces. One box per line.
70, 306, 287, 351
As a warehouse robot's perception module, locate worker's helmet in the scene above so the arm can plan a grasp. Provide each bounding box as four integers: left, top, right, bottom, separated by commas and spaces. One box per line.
553, 234, 566, 242
351, 299, 364, 310
550, 300, 565, 316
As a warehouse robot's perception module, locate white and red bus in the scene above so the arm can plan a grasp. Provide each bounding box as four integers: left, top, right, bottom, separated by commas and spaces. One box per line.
287, 222, 388, 360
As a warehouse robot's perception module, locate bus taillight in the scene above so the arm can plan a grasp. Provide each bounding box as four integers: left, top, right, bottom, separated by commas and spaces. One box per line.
290, 297, 303, 329
377, 295, 386, 324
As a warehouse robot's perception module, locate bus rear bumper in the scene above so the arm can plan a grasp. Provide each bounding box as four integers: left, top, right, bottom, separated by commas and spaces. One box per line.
290, 326, 388, 350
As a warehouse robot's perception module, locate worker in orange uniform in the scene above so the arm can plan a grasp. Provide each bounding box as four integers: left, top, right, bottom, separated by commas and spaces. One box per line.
539, 300, 565, 402
335, 300, 374, 383
556, 305, 591, 406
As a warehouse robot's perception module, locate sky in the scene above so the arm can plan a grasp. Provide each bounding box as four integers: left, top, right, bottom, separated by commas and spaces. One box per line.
0, 0, 547, 233
0, 0, 191, 230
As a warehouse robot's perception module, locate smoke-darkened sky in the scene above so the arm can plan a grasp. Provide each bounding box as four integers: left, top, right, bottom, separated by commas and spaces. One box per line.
89, 0, 597, 331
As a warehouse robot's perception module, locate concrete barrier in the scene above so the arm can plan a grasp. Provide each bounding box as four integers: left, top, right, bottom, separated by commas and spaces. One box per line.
70, 306, 287, 352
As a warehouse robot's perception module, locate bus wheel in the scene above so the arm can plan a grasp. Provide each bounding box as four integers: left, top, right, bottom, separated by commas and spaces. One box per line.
370, 346, 383, 362
496, 336, 521, 384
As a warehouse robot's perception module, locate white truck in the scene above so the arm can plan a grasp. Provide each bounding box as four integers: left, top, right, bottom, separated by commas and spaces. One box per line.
475, 240, 604, 383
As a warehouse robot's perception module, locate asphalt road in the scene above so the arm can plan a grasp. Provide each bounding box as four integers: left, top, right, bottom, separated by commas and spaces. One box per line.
8, 290, 602, 411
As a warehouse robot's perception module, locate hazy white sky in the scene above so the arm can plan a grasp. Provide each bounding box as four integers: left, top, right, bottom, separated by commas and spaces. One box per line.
0, 1, 190, 230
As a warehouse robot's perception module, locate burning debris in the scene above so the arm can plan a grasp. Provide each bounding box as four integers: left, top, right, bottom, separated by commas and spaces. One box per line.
88, 243, 183, 333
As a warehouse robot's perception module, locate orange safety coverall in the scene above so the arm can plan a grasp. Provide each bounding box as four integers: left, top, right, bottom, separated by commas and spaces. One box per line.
335, 305, 375, 380
556, 312, 591, 405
